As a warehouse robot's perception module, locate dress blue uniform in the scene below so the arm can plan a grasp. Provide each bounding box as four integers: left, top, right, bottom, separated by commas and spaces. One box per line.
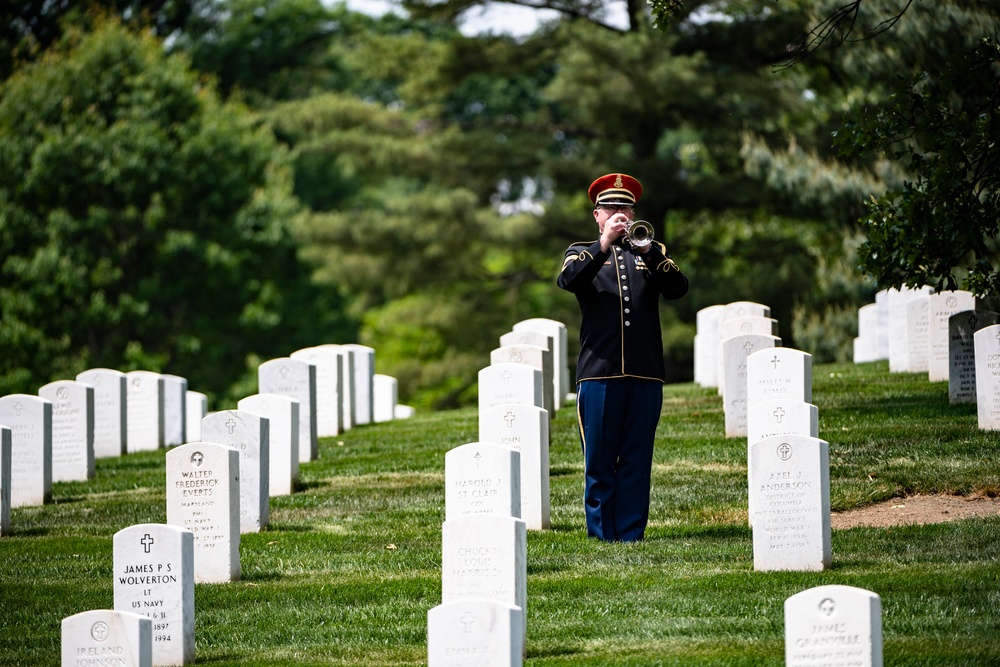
557, 173, 688, 541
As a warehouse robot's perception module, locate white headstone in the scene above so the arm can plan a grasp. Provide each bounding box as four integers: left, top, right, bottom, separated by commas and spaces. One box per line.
749, 435, 830, 571
512, 318, 569, 408
77, 369, 127, 458
290, 346, 343, 437
372, 374, 398, 423
427, 599, 523, 667
490, 344, 553, 417
445, 442, 520, 520
479, 403, 550, 530
61, 609, 152, 667
184, 392, 206, 444
258, 357, 317, 462
342, 344, 375, 426
722, 334, 780, 438
717, 301, 772, 395
853, 303, 880, 363
165, 442, 240, 583
974, 324, 1000, 430
720, 315, 779, 342
160, 375, 187, 447
904, 294, 931, 373
747, 399, 818, 444
785, 585, 883, 667
39, 380, 95, 482
694, 305, 725, 387
238, 393, 299, 497
126, 371, 165, 453
201, 410, 269, 533
887, 285, 933, 372
949, 310, 1000, 404
113, 524, 194, 666
747, 348, 811, 408
874, 289, 890, 360
325, 345, 355, 431
478, 363, 544, 414
722, 301, 771, 321
0, 426, 10, 535
441, 514, 527, 647
929, 291, 978, 381
394, 405, 415, 419
0, 394, 52, 507
500, 330, 557, 411
746, 399, 819, 525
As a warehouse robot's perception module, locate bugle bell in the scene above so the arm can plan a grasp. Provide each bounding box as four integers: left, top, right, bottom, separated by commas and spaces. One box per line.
626, 220, 654, 249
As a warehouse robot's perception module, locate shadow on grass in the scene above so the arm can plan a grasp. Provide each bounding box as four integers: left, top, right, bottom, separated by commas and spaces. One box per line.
528, 643, 582, 659
294, 479, 331, 492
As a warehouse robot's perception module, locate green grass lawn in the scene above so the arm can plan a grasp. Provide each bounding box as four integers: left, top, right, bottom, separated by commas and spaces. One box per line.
2, 360, 999, 665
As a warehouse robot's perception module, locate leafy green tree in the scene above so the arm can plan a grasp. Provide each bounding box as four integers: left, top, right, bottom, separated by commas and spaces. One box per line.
0, 19, 351, 403
171, 0, 343, 104
838, 30, 1000, 295
0, 0, 202, 80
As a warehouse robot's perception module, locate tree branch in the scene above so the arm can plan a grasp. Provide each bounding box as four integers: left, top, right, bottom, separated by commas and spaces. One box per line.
775, 0, 915, 71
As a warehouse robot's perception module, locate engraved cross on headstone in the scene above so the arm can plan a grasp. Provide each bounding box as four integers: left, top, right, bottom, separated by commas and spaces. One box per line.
743, 342, 755, 356
13, 402, 22, 416
504, 411, 516, 428
460, 611, 476, 633
226, 418, 237, 434
770, 354, 780, 370
279, 365, 290, 380
91, 622, 109, 642
140, 533, 154, 553
819, 598, 836, 616
501, 370, 511, 385
772, 407, 785, 423
777, 442, 792, 461
473, 452, 481, 468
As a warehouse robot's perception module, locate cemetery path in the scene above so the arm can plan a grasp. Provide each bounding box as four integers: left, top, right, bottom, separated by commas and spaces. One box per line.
832, 493, 1000, 529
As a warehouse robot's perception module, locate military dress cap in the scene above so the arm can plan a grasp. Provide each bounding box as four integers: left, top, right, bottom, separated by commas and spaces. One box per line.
588, 173, 643, 206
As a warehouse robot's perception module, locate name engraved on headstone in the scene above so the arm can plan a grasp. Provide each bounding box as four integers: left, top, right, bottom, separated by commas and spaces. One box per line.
77, 369, 127, 458
39, 380, 95, 483
61, 609, 152, 667
949, 310, 1000, 404
165, 442, 240, 583
785, 585, 883, 667
750, 435, 830, 572
478, 404, 550, 530
0, 394, 52, 507
201, 410, 269, 533
478, 363, 544, 414
427, 599, 524, 667
258, 358, 317, 463
445, 442, 520, 520
114, 524, 195, 665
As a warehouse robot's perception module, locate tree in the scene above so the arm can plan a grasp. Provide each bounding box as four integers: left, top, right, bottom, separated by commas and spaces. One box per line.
170, 0, 342, 104
0, 19, 351, 403
836, 26, 1000, 295
0, 0, 202, 80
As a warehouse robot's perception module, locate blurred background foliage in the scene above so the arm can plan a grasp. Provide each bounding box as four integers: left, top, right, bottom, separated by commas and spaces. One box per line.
1, 0, 997, 409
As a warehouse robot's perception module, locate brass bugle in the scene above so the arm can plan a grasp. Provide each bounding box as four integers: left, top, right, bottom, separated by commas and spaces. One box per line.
626, 220, 654, 249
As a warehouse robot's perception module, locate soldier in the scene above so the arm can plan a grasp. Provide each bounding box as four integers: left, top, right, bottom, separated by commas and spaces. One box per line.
557, 173, 688, 541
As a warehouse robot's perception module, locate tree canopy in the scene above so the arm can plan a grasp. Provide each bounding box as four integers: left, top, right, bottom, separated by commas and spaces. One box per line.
1, 0, 995, 408
0, 18, 350, 403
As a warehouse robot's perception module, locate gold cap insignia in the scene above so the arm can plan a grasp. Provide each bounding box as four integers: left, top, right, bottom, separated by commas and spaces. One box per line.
614, 175, 623, 188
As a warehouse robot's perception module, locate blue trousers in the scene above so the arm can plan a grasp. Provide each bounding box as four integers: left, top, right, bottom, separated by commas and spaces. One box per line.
576, 378, 663, 542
